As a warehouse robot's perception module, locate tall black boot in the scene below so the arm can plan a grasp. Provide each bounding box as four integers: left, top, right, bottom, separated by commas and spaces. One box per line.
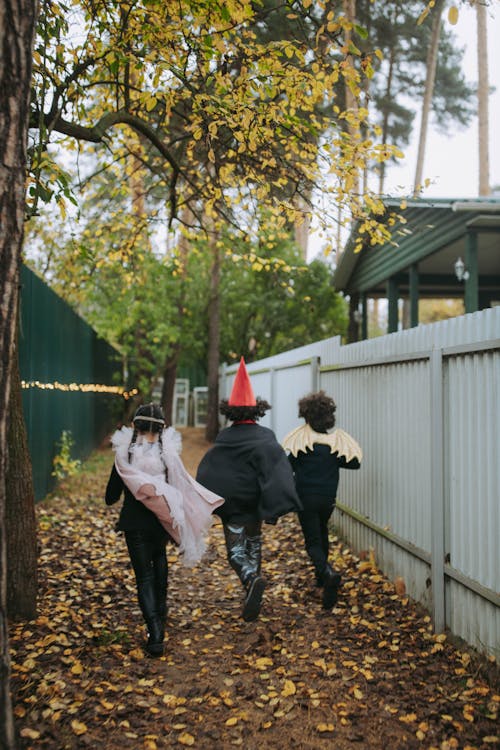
242, 529, 266, 621
242, 574, 266, 622
223, 523, 266, 621
153, 566, 168, 630
145, 618, 164, 656
246, 531, 262, 577
223, 524, 254, 585
137, 579, 164, 656
322, 563, 342, 610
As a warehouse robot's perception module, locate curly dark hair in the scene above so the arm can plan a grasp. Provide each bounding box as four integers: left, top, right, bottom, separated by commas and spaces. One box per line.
219, 399, 271, 422
298, 391, 336, 433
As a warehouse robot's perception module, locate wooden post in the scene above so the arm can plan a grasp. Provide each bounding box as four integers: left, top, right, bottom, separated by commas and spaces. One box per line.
465, 231, 479, 313
410, 264, 419, 327
387, 278, 399, 333
361, 293, 368, 340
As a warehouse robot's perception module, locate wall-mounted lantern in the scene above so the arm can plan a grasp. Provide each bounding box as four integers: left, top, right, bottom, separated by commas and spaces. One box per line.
454, 257, 470, 282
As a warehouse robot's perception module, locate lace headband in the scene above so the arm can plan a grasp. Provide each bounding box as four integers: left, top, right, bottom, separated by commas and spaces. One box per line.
133, 415, 165, 424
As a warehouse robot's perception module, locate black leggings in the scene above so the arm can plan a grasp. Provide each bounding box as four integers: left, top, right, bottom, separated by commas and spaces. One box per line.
125, 528, 168, 625
297, 495, 335, 582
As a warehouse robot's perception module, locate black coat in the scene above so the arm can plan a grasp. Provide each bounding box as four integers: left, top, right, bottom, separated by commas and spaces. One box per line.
196, 422, 302, 523
105, 464, 166, 534
288, 444, 361, 500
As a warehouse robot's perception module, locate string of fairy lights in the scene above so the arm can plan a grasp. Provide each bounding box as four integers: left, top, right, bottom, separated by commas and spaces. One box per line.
21, 380, 138, 400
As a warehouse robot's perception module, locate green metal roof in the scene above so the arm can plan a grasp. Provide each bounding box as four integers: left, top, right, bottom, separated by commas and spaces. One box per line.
333, 197, 500, 297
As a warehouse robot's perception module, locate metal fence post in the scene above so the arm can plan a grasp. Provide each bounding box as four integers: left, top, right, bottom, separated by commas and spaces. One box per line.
270, 368, 276, 432
311, 355, 320, 392
430, 347, 446, 633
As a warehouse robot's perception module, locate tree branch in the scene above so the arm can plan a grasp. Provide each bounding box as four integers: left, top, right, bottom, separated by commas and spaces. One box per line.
31, 109, 182, 174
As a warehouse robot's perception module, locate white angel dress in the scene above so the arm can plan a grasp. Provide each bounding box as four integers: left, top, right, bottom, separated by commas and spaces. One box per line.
111, 426, 224, 567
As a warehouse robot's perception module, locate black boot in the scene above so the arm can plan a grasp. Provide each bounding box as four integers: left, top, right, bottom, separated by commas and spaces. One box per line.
137, 579, 164, 656
246, 532, 262, 577
145, 618, 164, 656
223, 524, 254, 584
242, 574, 267, 622
322, 564, 341, 610
154, 570, 168, 631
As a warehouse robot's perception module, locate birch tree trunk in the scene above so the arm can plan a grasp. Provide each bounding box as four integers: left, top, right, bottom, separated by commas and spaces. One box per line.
342, 0, 360, 197
378, 50, 395, 195
413, 0, 445, 195
293, 193, 311, 261
476, 1, 490, 196
0, 1, 38, 745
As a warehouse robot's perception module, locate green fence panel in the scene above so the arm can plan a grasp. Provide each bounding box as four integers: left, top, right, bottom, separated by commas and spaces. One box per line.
19, 265, 123, 501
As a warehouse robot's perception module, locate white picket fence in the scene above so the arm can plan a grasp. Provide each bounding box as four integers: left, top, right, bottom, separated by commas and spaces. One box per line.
220, 308, 500, 657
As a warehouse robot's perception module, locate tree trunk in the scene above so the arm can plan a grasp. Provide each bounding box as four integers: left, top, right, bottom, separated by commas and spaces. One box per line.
6, 331, 37, 620
413, 0, 445, 195
342, 0, 358, 115
205, 232, 221, 443
378, 49, 396, 195
342, 0, 360, 198
160, 204, 194, 427
161, 347, 180, 426
0, 1, 38, 745
476, 1, 490, 196
292, 192, 311, 261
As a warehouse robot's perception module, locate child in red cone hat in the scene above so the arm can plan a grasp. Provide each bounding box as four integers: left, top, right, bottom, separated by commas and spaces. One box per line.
196, 358, 301, 621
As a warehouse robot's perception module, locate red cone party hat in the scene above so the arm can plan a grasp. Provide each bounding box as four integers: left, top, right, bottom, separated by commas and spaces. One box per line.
228, 357, 256, 406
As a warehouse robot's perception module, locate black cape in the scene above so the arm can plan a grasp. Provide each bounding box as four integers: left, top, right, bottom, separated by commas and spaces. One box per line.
196, 423, 302, 523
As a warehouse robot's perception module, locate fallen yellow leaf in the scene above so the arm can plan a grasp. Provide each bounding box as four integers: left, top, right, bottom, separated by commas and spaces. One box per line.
463, 705, 474, 722
358, 561, 372, 573
163, 694, 186, 707
71, 720, 87, 736
399, 713, 417, 724
254, 657, 273, 669
281, 679, 296, 697
129, 648, 144, 660
177, 732, 195, 746
316, 723, 335, 732
225, 717, 238, 726
20, 728, 40, 740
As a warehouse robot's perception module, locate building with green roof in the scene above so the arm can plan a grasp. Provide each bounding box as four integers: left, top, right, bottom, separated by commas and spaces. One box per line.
333, 197, 500, 340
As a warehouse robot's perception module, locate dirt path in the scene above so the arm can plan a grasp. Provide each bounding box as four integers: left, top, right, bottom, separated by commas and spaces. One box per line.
9, 428, 498, 749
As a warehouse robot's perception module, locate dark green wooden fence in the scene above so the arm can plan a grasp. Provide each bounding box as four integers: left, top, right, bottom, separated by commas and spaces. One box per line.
19, 265, 123, 501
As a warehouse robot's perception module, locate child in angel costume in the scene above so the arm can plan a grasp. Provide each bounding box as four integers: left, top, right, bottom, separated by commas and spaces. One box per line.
105, 403, 223, 655
196, 358, 302, 622
282, 391, 362, 610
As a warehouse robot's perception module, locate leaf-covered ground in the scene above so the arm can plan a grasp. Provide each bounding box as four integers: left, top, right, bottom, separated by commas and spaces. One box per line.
10, 428, 499, 750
